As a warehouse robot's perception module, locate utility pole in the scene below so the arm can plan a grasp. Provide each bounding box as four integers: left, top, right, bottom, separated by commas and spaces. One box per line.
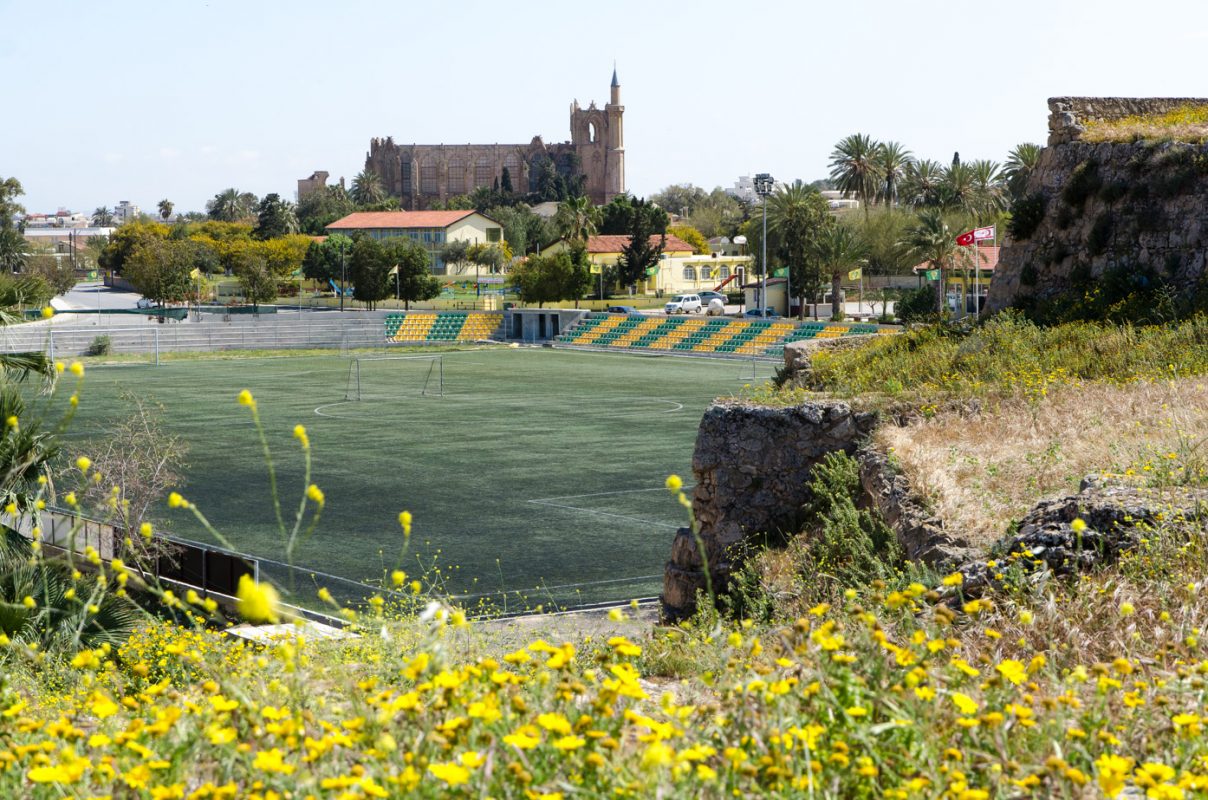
754, 174, 775, 314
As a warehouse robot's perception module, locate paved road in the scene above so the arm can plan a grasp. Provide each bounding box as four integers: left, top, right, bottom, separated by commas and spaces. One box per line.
60, 281, 143, 312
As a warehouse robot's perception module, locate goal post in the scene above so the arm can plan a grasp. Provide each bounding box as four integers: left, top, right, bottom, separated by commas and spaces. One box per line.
344, 355, 444, 401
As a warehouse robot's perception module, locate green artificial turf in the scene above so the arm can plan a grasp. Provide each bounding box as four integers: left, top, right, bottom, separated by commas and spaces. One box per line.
58, 348, 770, 609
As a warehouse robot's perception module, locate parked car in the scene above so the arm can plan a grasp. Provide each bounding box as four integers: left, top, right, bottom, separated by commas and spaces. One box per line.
744, 307, 780, 318
136, 298, 155, 309
664, 294, 703, 314
606, 305, 639, 314
697, 291, 727, 306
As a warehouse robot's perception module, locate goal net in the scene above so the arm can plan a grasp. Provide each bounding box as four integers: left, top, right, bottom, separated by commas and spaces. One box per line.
344, 355, 444, 401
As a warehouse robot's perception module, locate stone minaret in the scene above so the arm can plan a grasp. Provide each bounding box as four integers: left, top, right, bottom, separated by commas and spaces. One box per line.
605, 67, 625, 201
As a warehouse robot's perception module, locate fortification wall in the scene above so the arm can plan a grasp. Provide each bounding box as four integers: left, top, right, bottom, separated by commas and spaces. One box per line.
988, 98, 1208, 314
1047, 96, 1208, 145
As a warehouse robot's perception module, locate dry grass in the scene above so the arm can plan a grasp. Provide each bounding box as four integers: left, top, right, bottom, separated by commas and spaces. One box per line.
1082, 103, 1208, 142
876, 377, 1207, 549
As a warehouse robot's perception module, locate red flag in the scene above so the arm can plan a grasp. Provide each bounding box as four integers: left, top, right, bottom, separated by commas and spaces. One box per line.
956, 230, 975, 246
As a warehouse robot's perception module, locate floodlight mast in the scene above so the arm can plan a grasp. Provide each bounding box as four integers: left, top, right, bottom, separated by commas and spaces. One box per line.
754, 174, 775, 315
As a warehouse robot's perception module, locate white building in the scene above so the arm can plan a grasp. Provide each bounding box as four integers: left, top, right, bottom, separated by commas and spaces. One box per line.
114, 201, 140, 224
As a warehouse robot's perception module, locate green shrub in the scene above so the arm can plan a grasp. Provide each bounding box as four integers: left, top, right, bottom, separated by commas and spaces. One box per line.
1062, 159, 1102, 208
1007, 193, 1046, 240
723, 451, 900, 620
895, 285, 937, 323
85, 335, 112, 357
1055, 204, 1076, 229
1098, 180, 1128, 203
1087, 213, 1114, 256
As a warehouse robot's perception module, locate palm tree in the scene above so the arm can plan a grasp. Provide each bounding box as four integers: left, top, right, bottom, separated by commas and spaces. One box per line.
767, 181, 830, 316
0, 527, 139, 652
901, 160, 946, 208
810, 224, 867, 320
351, 170, 387, 206
157, 199, 174, 221
968, 160, 1006, 220
904, 209, 957, 314
554, 196, 602, 243
206, 189, 255, 222
92, 207, 115, 227
1003, 143, 1043, 202
940, 163, 977, 220
829, 133, 883, 218
876, 141, 914, 209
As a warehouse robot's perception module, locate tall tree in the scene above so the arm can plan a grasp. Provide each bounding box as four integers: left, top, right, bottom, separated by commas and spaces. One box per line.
91, 206, 115, 227
829, 133, 883, 218
904, 209, 957, 314
650, 184, 708, 218
351, 169, 387, 206
968, 159, 1006, 221
253, 193, 299, 239
766, 181, 832, 317
1003, 143, 1043, 202
616, 210, 665, 287
206, 189, 256, 222
554, 196, 602, 243
810, 224, 867, 320
296, 185, 355, 235
387, 237, 440, 310
348, 237, 391, 309
0, 177, 26, 274
509, 250, 583, 308
157, 199, 174, 220
940, 162, 976, 219
900, 159, 946, 208
876, 141, 914, 209
123, 237, 194, 306
301, 234, 353, 285
440, 239, 474, 276
235, 257, 278, 312
486, 204, 553, 256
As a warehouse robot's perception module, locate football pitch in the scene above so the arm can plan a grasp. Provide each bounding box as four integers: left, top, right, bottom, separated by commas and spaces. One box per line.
60, 347, 770, 609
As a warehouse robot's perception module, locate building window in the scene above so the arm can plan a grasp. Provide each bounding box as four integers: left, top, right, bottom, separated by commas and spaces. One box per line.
474, 157, 494, 188
435, 230, 445, 244
420, 164, 438, 195
682, 266, 696, 281
719, 266, 730, 280
486, 227, 501, 243
448, 160, 465, 194
401, 162, 412, 194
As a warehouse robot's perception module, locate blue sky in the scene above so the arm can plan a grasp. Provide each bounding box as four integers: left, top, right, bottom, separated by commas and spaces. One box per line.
4, 0, 1207, 214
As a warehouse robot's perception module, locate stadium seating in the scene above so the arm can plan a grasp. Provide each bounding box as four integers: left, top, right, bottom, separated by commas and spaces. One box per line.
556, 313, 897, 357
384, 312, 503, 344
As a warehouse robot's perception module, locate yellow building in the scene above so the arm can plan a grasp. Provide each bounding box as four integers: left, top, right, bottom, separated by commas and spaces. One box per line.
326, 210, 503, 275
544, 233, 751, 294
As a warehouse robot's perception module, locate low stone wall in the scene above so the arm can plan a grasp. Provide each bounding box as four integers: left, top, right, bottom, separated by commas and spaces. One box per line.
1048, 96, 1208, 144
856, 446, 974, 568
661, 400, 876, 621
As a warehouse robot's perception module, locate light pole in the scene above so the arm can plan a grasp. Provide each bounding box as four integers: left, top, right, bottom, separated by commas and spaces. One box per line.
339, 241, 346, 313
754, 173, 774, 315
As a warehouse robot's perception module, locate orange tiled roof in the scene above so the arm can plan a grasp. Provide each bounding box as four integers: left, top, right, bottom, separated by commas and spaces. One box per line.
326, 211, 480, 230
585, 234, 695, 254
